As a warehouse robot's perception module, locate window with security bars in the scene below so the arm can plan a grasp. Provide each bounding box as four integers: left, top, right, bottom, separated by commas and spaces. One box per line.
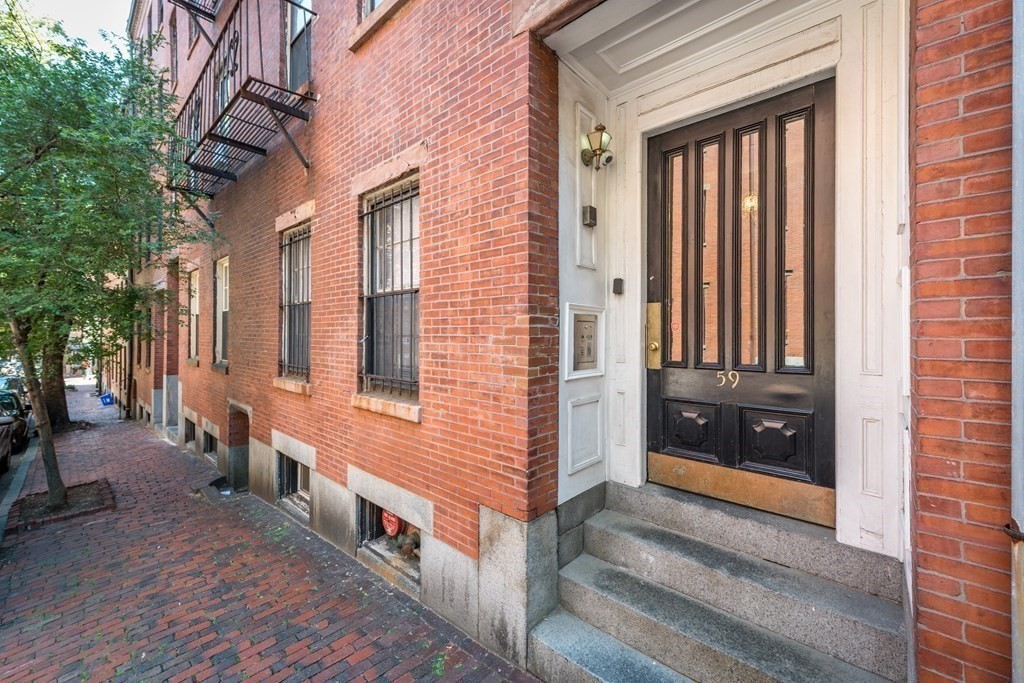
280, 225, 311, 380
361, 178, 419, 398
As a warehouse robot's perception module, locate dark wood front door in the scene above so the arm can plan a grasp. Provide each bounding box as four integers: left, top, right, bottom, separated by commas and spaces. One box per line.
646, 79, 836, 526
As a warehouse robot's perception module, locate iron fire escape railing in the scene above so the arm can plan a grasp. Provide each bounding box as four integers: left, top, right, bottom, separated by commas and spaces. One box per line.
168, 0, 218, 22
170, 0, 317, 198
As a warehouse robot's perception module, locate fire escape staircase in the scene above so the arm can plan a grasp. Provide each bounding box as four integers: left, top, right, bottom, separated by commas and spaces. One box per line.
170, 0, 316, 199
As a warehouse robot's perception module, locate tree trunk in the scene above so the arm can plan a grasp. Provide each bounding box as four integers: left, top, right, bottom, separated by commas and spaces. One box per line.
8, 315, 66, 509
41, 333, 70, 431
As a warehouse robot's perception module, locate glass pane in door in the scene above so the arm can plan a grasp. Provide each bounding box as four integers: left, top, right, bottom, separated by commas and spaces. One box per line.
781, 114, 810, 370
667, 149, 686, 364
736, 126, 762, 368
697, 139, 722, 367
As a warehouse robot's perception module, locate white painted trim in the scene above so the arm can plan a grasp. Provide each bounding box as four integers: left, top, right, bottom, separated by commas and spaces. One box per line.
575, 102, 599, 270
567, 395, 604, 474
555, 0, 908, 558
557, 64, 611, 505
564, 303, 606, 381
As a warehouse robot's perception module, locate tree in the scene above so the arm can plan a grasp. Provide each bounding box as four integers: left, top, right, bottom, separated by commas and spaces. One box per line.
0, 1, 209, 507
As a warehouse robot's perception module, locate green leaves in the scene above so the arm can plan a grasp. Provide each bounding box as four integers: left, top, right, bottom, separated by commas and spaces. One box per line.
0, 0, 214, 361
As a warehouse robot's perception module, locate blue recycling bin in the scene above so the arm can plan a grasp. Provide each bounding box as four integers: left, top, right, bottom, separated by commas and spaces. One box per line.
100, 393, 114, 406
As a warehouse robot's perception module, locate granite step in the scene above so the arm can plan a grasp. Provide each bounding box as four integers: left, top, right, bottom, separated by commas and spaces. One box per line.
528, 607, 692, 683
585, 509, 906, 679
560, 553, 886, 683
605, 481, 903, 602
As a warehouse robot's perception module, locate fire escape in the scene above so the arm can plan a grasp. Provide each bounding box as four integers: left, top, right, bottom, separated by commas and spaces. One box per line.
169, 0, 316, 198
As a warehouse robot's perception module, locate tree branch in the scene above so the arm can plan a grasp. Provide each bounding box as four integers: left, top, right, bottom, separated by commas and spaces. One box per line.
0, 136, 59, 187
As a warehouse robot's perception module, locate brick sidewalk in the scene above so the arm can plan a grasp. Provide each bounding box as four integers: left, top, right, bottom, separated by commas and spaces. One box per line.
0, 384, 532, 682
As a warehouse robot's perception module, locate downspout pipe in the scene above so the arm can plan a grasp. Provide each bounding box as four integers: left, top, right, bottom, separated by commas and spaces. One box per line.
1009, 0, 1024, 679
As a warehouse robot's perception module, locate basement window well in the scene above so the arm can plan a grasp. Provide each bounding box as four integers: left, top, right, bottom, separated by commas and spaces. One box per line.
357, 498, 421, 590
184, 419, 196, 453
203, 433, 218, 466
278, 454, 310, 522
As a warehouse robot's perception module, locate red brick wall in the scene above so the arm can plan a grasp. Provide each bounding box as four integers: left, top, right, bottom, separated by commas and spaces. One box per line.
160, 0, 559, 558
910, 0, 1013, 680
163, 263, 180, 377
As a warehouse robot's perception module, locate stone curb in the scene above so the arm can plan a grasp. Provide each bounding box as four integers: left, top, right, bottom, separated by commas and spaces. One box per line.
0, 438, 39, 543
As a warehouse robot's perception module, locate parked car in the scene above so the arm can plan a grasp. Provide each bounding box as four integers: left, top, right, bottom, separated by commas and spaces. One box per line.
0, 376, 26, 398
0, 390, 32, 454
0, 415, 13, 474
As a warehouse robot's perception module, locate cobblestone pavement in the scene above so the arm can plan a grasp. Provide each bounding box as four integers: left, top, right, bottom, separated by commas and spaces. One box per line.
0, 382, 533, 682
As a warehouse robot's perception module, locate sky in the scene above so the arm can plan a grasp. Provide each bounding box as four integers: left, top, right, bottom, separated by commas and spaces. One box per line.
22, 0, 133, 52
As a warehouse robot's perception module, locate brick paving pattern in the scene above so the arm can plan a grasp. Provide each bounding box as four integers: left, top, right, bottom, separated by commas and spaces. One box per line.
0, 384, 532, 682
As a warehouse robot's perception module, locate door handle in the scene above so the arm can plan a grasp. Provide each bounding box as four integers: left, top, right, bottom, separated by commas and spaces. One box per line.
646, 303, 662, 369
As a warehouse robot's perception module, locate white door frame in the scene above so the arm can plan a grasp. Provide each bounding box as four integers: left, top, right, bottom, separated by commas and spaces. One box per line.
553, 0, 909, 559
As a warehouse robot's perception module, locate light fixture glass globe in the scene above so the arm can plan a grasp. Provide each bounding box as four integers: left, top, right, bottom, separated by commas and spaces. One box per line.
587, 124, 609, 153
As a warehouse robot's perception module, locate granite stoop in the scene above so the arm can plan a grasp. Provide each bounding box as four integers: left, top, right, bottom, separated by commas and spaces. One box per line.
527, 482, 908, 682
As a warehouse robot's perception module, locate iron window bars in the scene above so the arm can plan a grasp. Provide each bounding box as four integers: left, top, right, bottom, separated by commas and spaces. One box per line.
280, 225, 311, 380
360, 179, 420, 399
170, 0, 317, 198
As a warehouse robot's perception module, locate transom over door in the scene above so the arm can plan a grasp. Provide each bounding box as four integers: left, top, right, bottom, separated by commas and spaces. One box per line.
646, 80, 836, 526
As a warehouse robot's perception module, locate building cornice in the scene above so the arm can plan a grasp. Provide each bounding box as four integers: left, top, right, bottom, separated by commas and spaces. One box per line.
126, 0, 144, 38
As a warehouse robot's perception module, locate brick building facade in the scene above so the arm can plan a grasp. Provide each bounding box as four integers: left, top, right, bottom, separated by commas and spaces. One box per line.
910, 1, 1016, 679
103, 0, 1018, 679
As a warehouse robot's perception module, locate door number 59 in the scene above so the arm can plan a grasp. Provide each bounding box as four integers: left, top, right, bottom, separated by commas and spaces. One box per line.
716, 370, 740, 388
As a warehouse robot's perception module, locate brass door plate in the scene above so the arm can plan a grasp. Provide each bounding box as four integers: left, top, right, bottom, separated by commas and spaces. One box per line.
646, 303, 662, 369
647, 452, 837, 528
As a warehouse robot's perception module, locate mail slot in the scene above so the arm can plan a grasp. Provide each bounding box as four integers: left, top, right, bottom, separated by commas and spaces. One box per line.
573, 313, 598, 371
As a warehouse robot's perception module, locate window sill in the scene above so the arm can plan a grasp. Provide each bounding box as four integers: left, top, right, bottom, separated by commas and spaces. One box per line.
279, 494, 310, 525
212, 361, 229, 375
351, 392, 421, 423
348, 0, 412, 52
186, 358, 200, 368
274, 376, 311, 396
291, 79, 314, 98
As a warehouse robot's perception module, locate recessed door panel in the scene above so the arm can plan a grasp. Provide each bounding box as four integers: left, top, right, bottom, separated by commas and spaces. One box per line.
663, 400, 720, 464
738, 405, 813, 482
647, 79, 835, 503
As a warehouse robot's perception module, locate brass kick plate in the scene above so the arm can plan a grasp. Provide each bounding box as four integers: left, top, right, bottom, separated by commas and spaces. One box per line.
646, 303, 662, 369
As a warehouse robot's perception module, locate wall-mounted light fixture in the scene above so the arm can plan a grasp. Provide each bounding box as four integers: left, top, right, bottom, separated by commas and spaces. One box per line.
581, 124, 613, 171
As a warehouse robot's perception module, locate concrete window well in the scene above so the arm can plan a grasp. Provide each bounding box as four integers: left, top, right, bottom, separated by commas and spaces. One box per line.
183, 418, 196, 454
225, 407, 249, 491
356, 497, 421, 597
202, 433, 219, 467
277, 453, 311, 524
